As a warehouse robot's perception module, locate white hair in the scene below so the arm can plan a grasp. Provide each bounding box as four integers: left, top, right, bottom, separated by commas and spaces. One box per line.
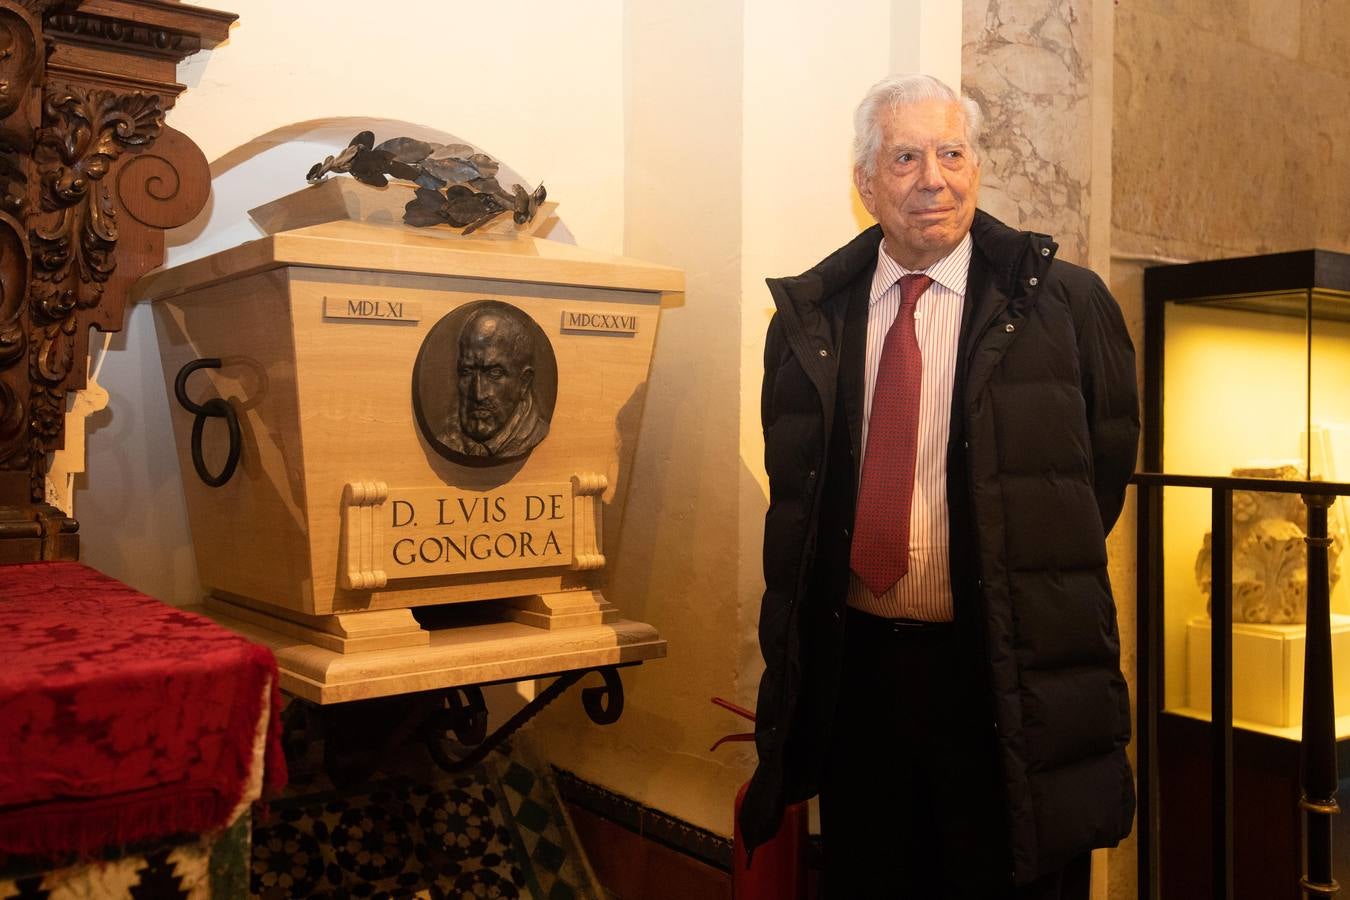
852, 73, 984, 176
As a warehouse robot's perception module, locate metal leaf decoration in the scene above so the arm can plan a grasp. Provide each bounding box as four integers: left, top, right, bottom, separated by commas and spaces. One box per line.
304, 132, 546, 235
403, 188, 452, 227
421, 156, 482, 185
375, 137, 433, 163
348, 149, 392, 187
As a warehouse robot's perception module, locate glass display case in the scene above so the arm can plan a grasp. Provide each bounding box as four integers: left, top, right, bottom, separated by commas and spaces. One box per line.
1143, 250, 1350, 899
1145, 249, 1350, 735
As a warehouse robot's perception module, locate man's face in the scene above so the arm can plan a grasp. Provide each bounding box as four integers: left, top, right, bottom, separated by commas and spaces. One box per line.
456, 315, 532, 442
854, 98, 980, 270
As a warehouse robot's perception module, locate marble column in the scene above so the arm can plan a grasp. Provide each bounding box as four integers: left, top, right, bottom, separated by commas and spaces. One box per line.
962, 0, 1111, 270
963, 4, 1129, 900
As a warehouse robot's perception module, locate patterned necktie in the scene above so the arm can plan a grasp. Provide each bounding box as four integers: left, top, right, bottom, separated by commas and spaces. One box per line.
850, 273, 933, 598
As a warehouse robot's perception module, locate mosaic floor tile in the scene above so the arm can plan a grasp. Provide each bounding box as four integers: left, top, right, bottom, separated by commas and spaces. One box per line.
251, 733, 601, 900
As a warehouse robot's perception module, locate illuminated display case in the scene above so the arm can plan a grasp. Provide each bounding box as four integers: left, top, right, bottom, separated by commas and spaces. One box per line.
1144, 250, 1350, 899
1145, 249, 1350, 735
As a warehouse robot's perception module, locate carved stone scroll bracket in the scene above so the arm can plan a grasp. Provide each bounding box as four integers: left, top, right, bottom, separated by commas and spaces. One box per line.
570, 471, 607, 570
340, 479, 389, 591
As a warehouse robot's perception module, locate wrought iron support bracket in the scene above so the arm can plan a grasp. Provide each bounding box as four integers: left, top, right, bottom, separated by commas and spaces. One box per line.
280, 664, 634, 788
424, 665, 627, 773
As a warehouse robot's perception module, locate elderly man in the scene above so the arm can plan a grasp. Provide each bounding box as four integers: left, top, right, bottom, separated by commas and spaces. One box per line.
743, 74, 1138, 898
443, 303, 550, 461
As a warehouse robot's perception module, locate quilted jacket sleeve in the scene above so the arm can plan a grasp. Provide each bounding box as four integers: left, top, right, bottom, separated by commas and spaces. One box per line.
1074, 273, 1140, 534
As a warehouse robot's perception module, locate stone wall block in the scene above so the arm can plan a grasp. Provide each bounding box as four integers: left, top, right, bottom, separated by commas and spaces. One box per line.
1114, 5, 1350, 257
1248, 0, 1301, 58
1301, 0, 1350, 76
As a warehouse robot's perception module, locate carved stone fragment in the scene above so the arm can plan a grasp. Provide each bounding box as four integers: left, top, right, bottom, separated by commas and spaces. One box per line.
1197, 464, 1346, 624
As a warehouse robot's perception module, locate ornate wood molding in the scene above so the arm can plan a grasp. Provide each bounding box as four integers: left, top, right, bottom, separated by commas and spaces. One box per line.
45, 11, 203, 59
0, 0, 233, 562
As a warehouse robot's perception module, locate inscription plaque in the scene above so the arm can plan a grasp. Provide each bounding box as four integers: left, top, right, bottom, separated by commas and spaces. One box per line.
560, 310, 639, 336
389, 483, 572, 577
325, 296, 421, 322
340, 474, 607, 590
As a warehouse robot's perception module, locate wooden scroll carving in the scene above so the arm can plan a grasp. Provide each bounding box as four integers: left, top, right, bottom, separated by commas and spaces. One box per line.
0, 0, 234, 563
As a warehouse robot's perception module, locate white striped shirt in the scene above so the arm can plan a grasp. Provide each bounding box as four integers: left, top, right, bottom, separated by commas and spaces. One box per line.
847, 233, 971, 621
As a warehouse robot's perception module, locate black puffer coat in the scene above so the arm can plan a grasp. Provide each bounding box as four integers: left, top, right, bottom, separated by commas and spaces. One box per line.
742, 210, 1139, 885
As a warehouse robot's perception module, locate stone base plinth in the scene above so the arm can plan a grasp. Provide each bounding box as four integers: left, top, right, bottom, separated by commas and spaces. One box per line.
191, 602, 666, 705
1186, 613, 1350, 728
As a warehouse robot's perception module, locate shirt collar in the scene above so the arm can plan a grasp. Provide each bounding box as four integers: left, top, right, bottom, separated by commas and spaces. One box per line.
869, 230, 973, 306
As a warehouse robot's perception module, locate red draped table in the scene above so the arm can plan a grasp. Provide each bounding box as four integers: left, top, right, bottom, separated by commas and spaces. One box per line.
0, 562, 286, 859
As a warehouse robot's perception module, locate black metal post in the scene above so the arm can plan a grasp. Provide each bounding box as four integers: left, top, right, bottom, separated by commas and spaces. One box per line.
1301, 494, 1339, 898
1131, 473, 1350, 899
1211, 488, 1235, 900
1137, 481, 1163, 900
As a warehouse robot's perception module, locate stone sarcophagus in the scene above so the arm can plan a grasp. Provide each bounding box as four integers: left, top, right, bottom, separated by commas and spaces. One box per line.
135, 180, 678, 702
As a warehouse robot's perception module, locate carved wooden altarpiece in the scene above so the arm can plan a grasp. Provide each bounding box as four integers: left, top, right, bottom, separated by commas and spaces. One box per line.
0, 0, 233, 562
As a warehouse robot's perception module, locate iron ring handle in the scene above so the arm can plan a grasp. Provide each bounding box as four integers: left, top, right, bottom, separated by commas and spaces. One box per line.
174, 358, 240, 488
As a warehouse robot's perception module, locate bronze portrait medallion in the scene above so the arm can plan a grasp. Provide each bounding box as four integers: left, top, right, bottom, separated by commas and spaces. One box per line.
413, 300, 557, 467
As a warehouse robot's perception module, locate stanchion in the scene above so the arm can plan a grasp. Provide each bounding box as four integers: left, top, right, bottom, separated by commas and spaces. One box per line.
1301, 494, 1339, 898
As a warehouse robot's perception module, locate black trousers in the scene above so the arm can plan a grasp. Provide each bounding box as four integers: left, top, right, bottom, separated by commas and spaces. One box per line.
820, 608, 1090, 900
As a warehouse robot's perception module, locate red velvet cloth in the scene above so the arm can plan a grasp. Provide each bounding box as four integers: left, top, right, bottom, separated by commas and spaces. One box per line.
0, 562, 287, 857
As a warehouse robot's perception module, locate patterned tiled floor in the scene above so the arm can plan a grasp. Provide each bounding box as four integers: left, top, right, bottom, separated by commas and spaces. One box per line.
496, 757, 590, 900
0, 727, 598, 900
251, 736, 600, 899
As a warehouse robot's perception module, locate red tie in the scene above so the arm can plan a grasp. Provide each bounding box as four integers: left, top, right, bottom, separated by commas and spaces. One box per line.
850, 273, 932, 598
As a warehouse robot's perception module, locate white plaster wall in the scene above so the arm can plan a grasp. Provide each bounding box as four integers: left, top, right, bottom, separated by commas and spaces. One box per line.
168, 3, 625, 254
545, 0, 962, 835
74, 0, 962, 841
526, 0, 752, 836
738, 0, 962, 555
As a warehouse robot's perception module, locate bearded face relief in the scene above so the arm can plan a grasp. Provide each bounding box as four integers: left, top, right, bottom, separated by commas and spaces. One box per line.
456, 311, 535, 444
414, 300, 557, 467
